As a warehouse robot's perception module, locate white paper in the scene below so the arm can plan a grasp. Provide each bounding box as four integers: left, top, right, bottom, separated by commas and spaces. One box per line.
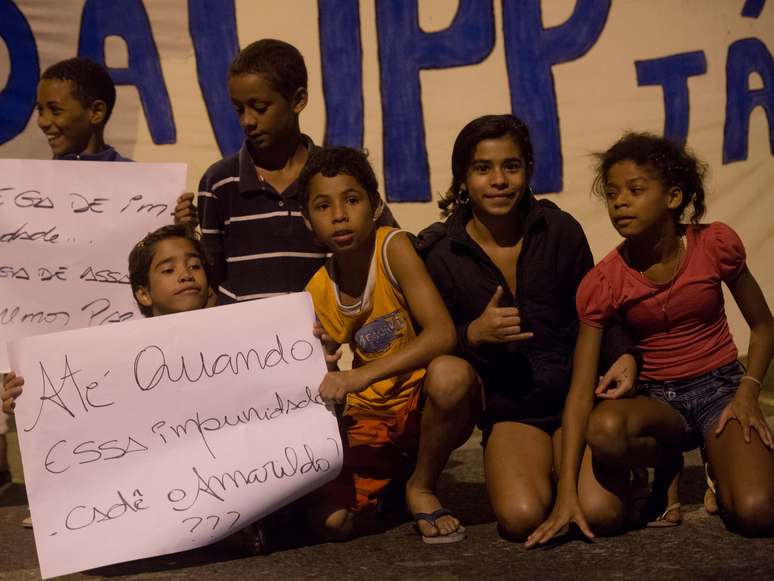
0, 159, 186, 371
9, 293, 341, 579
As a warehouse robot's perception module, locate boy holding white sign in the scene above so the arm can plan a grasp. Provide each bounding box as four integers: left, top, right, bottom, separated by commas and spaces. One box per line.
300, 147, 481, 544
0, 56, 133, 507
3, 224, 211, 412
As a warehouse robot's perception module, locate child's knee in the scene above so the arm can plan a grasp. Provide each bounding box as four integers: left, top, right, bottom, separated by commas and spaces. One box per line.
585, 407, 629, 463
495, 500, 549, 542
424, 356, 479, 409
726, 491, 774, 537
580, 493, 626, 536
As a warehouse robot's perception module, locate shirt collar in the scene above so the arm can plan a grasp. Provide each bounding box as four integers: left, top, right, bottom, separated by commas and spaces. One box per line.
447, 189, 545, 245
54, 145, 130, 162
238, 134, 317, 198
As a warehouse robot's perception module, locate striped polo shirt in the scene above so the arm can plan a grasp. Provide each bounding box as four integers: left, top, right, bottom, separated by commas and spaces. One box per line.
197, 137, 396, 304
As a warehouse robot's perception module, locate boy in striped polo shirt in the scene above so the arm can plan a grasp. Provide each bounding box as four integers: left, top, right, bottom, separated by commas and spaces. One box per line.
174, 39, 395, 304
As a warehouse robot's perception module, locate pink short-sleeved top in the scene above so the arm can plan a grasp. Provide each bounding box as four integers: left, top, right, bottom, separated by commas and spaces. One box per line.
576, 222, 746, 381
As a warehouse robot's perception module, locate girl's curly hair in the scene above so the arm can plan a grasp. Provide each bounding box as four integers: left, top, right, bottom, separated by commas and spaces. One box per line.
592, 132, 707, 224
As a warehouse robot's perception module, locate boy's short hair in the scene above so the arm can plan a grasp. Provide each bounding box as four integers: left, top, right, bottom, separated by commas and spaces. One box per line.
298, 147, 381, 214
41, 58, 117, 122
128, 225, 210, 317
229, 39, 307, 101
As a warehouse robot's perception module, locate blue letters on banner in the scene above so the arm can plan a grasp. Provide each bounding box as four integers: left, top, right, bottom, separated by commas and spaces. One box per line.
375, 0, 495, 202
636, 51, 707, 145
188, 0, 241, 156
502, 0, 610, 194
319, 0, 364, 149
742, 0, 766, 18
0, 0, 39, 145
724, 38, 774, 163
79, 0, 176, 144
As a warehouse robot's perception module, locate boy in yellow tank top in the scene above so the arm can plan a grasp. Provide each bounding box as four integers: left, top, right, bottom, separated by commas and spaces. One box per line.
300, 147, 481, 544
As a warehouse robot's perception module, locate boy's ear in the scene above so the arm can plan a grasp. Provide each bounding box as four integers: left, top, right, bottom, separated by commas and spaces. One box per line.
667, 186, 683, 210
302, 214, 313, 231
291, 87, 308, 115
372, 198, 384, 222
88, 99, 108, 126
134, 286, 153, 309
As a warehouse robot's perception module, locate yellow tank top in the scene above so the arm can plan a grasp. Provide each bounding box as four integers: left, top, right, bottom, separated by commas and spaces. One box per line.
305, 227, 425, 412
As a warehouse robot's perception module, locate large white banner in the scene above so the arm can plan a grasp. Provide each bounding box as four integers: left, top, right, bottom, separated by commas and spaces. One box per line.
0, 159, 185, 370
1, 1, 772, 346
9, 292, 340, 579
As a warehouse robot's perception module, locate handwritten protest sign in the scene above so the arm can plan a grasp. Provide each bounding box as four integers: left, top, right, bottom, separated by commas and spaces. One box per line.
0, 159, 185, 371
8, 292, 340, 579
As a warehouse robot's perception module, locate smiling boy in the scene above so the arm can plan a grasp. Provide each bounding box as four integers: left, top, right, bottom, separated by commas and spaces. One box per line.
36, 58, 130, 161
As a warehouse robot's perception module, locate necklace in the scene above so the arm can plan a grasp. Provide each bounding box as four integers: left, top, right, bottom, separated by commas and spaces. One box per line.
639, 236, 684, 331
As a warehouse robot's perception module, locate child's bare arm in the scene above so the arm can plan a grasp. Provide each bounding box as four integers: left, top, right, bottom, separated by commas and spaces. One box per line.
318, 233, 455, 403
526, 323, 602, 547
2, 372, 24, 414
716, 266, 774, 447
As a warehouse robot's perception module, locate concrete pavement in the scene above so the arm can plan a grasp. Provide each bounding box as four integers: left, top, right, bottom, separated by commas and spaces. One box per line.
2, 421, 774, 580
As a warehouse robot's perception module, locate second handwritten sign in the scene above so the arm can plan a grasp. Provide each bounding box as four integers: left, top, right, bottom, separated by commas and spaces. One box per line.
0, 159, 185, 370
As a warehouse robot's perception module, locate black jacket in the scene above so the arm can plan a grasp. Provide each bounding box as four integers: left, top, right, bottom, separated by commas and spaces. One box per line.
416, 193, 636, 413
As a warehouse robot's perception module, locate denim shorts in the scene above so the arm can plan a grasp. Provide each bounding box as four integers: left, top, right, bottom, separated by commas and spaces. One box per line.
636, 361, 744, 451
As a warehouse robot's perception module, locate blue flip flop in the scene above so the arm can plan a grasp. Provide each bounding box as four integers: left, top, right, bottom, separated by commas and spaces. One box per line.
413, 508, 467, 544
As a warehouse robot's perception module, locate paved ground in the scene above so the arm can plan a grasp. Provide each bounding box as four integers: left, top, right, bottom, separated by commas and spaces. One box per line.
2, 410, 774, 581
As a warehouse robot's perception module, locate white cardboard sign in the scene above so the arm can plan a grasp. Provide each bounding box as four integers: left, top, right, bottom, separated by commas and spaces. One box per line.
0, 159, 186, 371
9, 293, 341, 579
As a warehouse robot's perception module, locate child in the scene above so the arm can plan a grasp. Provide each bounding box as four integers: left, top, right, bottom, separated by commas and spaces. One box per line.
36, 57, 131, 161
300, 147, 480, 544
173, 38, 395, 302
3, 224, 210, 410
0, 56, 133, 500
128, 224, 211, 317
529, 133, 774, 545
417, 114, 639, 541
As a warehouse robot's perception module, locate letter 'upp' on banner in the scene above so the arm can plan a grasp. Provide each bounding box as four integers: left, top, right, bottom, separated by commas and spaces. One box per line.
0, 159, 186, 371
8, 292, 342, 579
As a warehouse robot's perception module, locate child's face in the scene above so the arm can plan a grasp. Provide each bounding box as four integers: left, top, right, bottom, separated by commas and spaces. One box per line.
36, 79, 99, 156
228, 73, 307, 151
306, 173, 376, 254
604, 160, 682, 237
134, 238, 209, 317
464, 136, 527, 217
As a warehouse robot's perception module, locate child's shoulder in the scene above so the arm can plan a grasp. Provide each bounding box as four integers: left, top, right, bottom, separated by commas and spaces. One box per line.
594, 245, 626, 276
687, 221, 743, 248
199, 151, 241, 189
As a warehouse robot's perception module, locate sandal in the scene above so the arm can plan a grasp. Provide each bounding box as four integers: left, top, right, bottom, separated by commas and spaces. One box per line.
646, 502, 682, 528
413, 508, 466, 544
704, 462, 719, 515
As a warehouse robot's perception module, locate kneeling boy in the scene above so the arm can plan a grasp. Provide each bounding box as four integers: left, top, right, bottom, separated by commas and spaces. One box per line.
300, 147, 481, 544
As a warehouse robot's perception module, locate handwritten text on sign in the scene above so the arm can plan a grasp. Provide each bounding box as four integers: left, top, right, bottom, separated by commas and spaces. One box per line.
9, 293, 340, 579
0, 159, 185, 370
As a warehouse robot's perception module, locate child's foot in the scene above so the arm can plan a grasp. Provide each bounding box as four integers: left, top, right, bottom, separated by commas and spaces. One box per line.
703, 462, 719, 515
631, 453, 682, 528
406, 483, 465, 543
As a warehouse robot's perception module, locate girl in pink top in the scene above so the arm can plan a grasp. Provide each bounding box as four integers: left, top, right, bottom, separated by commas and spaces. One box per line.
527, 133, 774, 546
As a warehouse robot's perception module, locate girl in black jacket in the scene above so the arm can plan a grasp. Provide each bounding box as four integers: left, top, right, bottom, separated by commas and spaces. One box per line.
418, 114, 638, 542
